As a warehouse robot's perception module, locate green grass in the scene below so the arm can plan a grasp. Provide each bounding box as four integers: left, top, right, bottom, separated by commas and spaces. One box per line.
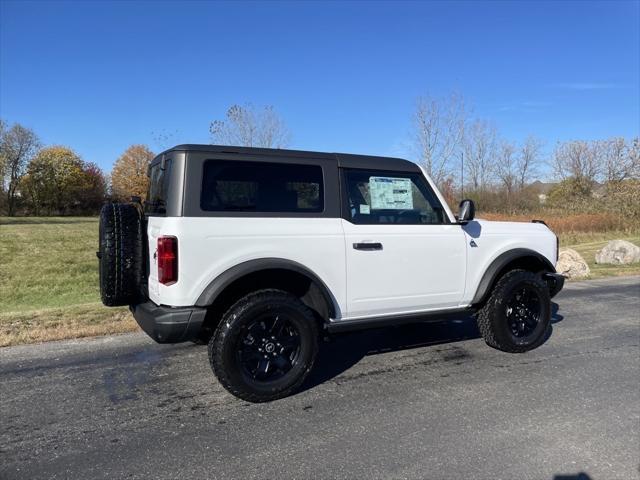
0, 216, 638, 346
0, 217, 134, 346
0, 217, 103, 312
559, 232, 640, 279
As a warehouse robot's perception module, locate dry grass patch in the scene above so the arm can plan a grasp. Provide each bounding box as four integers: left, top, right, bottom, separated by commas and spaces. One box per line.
0, 303, 137, 347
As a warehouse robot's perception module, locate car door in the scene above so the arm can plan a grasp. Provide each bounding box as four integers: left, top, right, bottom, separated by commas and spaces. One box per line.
341, 168, 467, 319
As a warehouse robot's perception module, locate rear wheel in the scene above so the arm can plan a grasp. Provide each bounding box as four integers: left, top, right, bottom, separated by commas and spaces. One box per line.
208, 289, 319, 402
477, 269, 551, 353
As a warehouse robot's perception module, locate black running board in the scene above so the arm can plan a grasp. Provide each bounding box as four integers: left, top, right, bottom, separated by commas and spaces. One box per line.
326, 307, 475, 333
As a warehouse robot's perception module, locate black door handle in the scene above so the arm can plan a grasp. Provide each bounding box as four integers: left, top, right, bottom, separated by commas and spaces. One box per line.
353, 242, 383, 251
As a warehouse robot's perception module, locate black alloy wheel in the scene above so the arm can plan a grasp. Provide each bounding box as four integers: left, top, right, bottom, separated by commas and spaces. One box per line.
505, 285, 542, 339
237, 314, 301, 382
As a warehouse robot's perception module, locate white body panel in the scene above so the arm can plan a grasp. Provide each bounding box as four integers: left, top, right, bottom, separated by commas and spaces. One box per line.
147, 217, 347, 315
341, 220, 467, 318
146, 172, 557, 321
460, 219, 557, 305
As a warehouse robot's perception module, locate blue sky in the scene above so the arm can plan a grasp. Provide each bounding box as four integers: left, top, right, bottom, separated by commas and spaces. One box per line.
1, 0, 638, 177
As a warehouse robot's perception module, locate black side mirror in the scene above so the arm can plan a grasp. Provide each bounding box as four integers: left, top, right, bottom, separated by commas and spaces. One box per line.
458, 199, 475, 224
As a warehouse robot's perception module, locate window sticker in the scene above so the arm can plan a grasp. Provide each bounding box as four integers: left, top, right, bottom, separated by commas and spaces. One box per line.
370, 177, 413, 210
359, 204, 370, 214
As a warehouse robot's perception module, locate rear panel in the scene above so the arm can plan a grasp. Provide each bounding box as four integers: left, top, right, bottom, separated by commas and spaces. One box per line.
145, 151, 186, 304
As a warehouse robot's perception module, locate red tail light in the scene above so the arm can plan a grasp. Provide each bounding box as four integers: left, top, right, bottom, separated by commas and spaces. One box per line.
157, 236, 178, 285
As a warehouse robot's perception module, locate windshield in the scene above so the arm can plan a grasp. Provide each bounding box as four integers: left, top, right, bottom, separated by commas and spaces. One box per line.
145, 159, 172, 215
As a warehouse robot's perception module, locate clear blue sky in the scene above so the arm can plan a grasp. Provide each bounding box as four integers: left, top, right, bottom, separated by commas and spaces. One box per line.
1, 0, 638, 177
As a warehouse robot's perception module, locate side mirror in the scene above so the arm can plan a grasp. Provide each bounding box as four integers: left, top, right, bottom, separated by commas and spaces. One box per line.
458, 199, 475, 224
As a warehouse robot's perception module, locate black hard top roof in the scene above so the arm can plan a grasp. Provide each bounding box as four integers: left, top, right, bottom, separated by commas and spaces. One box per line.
160, 144, 420, 172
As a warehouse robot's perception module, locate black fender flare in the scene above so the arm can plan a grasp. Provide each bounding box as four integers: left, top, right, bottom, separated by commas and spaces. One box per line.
194, 258, 338, 319
471, 248, 556, 305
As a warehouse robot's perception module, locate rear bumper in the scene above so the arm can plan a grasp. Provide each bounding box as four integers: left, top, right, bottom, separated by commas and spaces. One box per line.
130, 301, 207, 343
544, 272, 565, 299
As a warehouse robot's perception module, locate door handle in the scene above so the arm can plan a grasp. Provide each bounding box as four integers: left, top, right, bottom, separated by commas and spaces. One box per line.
353, 242, 383, 251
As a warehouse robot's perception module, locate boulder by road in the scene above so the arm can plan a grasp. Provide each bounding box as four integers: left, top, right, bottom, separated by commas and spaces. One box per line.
556, 248, 590, 279
595, 239, 640, 265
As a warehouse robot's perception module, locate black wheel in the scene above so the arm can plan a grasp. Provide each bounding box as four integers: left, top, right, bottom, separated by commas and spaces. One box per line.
98, 203, 144, 306
208, 289, 319, 402
477, 269, 551, 353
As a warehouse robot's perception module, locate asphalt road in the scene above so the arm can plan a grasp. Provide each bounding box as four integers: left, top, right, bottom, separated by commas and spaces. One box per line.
1, 276, 639, 480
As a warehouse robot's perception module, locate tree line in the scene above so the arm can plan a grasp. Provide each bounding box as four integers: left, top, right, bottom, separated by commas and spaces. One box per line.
1, 98, 638, 217
0, 119, 154, 216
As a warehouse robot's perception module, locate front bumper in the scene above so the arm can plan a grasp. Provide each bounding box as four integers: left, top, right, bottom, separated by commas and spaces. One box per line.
130, 301, 207, 343
543, 272, 565, 299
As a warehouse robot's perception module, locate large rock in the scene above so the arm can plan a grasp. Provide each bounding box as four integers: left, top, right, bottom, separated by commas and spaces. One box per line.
556, 248, 590, 279
595, 240, 640, 265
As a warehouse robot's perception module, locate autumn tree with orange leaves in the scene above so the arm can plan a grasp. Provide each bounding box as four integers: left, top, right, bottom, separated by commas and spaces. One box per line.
110, 145, 154, 201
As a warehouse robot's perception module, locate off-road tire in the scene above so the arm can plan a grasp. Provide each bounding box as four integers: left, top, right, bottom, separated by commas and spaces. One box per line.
98, 203, 144, 306
477, 269, 551, 353
208, 289, 319, 402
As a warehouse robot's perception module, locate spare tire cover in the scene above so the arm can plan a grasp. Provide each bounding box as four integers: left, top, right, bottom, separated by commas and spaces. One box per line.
98, 203, 144, 306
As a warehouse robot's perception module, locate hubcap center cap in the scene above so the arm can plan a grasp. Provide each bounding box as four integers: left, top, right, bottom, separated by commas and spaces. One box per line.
264, 342, 275, 353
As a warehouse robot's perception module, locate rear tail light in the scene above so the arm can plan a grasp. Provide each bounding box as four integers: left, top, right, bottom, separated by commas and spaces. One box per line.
157, 236, 178, 285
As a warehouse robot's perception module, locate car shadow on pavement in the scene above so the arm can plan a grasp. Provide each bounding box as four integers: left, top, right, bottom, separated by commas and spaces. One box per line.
302, 313, 480, 392
301, 301, 564, 392
553, 473, 592, 480
551, 301, 563, 324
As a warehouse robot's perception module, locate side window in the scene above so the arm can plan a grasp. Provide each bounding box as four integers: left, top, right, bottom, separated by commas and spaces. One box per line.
200, 160, 323, 213
145, 159, 172, 215
343, 169, 447, 225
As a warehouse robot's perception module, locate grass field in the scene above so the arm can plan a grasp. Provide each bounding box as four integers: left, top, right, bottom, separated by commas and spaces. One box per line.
1, 216, 638, 347
0, 217, 135, 347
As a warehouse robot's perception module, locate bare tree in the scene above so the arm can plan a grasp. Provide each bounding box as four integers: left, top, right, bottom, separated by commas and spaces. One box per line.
495, 140, 517, 194
517, 135, 543, 189
552, 140, 600, 183
0, 122, 41, 216
411, 92, 466, 185
464, 120, 496, 191
210, 104, 291, 148
601, 137, 639, 182
631, 137, 640, 177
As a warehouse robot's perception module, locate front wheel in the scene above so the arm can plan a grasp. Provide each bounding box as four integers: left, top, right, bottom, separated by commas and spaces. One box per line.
477, 269, 551, 353
208, 289, 319, 402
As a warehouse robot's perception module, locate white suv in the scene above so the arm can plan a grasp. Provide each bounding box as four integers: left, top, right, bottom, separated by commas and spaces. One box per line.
98, 144, 564, 402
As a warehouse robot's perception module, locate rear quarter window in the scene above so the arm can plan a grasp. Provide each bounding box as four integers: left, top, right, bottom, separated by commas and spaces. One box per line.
200, 160, 324, 213
145, 160, 172, 215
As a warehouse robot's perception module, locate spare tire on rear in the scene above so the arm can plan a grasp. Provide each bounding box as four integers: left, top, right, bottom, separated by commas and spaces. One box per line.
98, 203, 144, 306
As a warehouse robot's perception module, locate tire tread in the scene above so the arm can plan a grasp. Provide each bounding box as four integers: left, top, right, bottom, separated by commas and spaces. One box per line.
99, 203, 143, 306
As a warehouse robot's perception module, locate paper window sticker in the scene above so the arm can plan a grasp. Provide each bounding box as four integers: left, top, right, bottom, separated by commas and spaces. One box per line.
369, 176, 414, 209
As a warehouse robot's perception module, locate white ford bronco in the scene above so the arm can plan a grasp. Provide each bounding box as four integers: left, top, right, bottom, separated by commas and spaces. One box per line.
98, 144, 564, 402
